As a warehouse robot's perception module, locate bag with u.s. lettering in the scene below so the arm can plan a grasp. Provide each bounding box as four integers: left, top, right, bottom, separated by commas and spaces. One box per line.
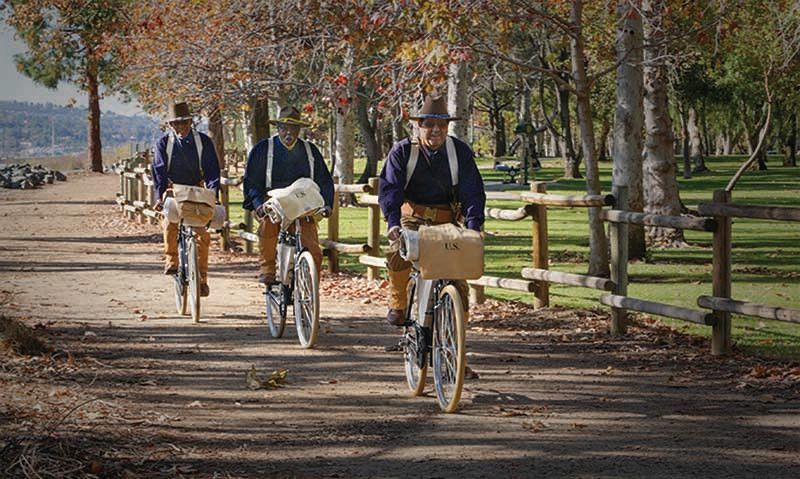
417, 223, 484, 280
172, 184, 216, 227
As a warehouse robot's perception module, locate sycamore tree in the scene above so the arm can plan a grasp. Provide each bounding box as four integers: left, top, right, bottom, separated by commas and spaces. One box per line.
468, 0, 618, 276
1, 0, 130, 172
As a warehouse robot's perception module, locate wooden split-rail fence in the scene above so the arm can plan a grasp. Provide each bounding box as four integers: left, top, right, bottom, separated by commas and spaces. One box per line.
116, 152, 800, 355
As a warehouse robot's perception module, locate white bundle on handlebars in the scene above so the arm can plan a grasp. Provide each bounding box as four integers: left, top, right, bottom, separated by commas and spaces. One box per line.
399, 229, 420, 262
264, 178, 325, 228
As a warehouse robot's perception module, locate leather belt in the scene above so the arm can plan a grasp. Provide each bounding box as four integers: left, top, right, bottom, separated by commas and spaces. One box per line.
401, 201, 454, 223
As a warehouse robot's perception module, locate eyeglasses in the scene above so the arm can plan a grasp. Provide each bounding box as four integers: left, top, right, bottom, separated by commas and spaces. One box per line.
420, 119, 449, 130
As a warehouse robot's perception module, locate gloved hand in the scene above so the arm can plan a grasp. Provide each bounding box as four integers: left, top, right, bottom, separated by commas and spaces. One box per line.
387, 225, 401, 242
254, 203, 269, 222
320, 206, 332, 218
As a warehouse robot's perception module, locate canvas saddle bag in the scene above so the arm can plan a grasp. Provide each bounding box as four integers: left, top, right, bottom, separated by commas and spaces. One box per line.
403, 223, 484, 280
173, 184, 216, 227
264, 177, 325, 228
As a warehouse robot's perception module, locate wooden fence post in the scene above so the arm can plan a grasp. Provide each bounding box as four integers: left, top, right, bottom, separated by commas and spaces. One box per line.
531, 181, 549, 308
244, 210, 254, 254
137, 174, 146, 224
367, 177, 380, 280
123, 169, 133, 220
712, 190, 732, 355
469, 285, 486, 305
328, 176, 340, 273
610, 184, 629, 335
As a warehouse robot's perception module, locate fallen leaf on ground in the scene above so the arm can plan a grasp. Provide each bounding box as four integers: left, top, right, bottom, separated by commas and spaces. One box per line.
246, 365, 289, 390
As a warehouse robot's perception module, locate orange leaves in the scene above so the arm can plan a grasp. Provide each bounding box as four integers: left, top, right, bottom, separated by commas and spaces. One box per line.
333, 74, 349, 87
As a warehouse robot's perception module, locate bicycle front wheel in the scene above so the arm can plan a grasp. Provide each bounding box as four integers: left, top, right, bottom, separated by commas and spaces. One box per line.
403, 276, 427, 396
186, 236, 201, 323
293, 251, 319, 348
265, 282, 287, 338
433, 284, 466, 413
173, 273, 187, 315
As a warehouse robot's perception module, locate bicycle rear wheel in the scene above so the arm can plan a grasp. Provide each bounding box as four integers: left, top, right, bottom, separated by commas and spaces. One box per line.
265, 283, 287, 338
186, 236, 201, 323
433, 284, 466, 413
403, 276, 427, 396
293, 251, 319, 348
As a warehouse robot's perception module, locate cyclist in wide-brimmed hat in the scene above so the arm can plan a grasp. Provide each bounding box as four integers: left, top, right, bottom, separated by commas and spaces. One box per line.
378, 94, 486, 326
151, 101, 220, 297
243, 105, 334, 285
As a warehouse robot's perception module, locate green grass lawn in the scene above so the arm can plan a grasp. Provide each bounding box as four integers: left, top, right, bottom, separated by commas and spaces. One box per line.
226, 155, 800, 359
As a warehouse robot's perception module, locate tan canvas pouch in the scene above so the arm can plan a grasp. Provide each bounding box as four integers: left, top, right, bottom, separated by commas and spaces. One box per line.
173, 184, 216, 226
417, 223, 484, 280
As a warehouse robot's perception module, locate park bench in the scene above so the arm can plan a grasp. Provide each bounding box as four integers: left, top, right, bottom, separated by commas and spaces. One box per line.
493, 157, 521, 184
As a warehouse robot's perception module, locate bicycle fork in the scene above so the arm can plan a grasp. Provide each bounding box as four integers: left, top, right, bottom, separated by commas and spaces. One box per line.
413, 280, 441, 370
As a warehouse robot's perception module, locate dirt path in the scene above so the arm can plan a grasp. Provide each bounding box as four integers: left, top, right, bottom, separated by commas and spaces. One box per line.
1, 172, 799, 478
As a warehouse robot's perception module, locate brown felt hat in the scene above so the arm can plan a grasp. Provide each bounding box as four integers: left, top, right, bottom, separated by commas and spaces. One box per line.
269, 105, 310, 127
165, 102, 193, 122
409, 95, 460, 121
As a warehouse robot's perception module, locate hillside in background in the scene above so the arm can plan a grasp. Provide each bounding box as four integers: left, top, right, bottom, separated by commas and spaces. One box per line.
0, 101, 159, 159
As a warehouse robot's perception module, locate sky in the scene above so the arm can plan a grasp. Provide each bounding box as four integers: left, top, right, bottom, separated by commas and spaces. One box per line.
0, 27, 146, 117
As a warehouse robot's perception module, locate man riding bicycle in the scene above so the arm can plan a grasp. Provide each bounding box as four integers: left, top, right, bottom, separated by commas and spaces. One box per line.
379, 94, 486, 326
243, 105, 334, 284
152, 101, 220, 297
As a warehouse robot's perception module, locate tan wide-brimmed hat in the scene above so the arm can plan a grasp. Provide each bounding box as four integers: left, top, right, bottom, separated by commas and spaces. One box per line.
269, 105, 310, 127
409, 95, 460, 121
165, 102, 193, 123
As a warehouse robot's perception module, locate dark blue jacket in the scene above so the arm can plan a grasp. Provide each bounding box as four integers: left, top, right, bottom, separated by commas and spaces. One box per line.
152, 130, 220, 201
243, 136, 334, 211
379, 137, 485, 231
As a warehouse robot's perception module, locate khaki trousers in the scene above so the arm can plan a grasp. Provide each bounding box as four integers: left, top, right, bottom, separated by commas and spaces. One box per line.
385, 214, 468, 312
163, 219, 210, 284
258, 219, 322, 276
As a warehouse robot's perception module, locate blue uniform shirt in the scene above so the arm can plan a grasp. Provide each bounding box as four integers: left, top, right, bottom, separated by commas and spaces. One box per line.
379, 136, 486, 231
152, 130, 221, 200
243, 136, 335, 211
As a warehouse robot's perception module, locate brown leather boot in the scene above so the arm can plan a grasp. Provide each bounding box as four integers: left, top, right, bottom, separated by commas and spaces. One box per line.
200, 283, 210, 297
164, 263, 178, 275
386, 308, 405, 327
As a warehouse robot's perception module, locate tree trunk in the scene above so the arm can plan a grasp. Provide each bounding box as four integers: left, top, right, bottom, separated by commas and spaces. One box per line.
570, 0, 609, 276
86, 60, 103, 172
516, 79, 540, 183
242, 97, 269, 152
679, 105, 691, 178
700, 100, 712, 159
613, 0, 646, 260
642, 0, 686, 247
488, 79, 507, 157
597, 117, 611, 162
448, 61, 471, 141
744, 116, 768, 170
356, 91, 380, 183
688, 106, 707, 172
785, 110, 797, 166
334, 102, 355, 189
208, 107, 225, 169
559, 83, 581, 178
